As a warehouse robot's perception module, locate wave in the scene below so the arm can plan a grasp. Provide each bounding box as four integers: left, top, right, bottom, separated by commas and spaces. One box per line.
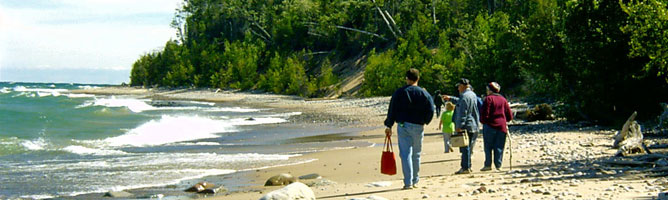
62, 145, 128, 156
77, 85, 98, 90
19, 194, 55, 200
13, 86, 68, 93
59, 168, 236, 198
101, 115, 234, 147
97, 115, 289, 147
21, 138, 47, 151
86, 97, 154, 113
0, 87, 10, 94
78, 97, 261, 113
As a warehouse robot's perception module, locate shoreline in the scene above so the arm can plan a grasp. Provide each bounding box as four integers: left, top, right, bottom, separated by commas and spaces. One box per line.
71, 86, 665, 200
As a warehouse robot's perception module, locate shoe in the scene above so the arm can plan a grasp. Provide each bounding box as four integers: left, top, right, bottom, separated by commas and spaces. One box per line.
480, 166, 493, 171
402, 185, 413, 190
496, 166, 503, 171
455, 168, 472, 174
412, 183, 419, 188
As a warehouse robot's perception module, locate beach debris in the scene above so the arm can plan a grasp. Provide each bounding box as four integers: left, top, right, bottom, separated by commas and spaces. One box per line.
298, 173, 321, 180
365, 181, 392, 187
259, 182, 315, 200
527, 104, 555, 121
347, 195, 388, 200
305, 179, 336, 187
613, 112, 651, 156
103, 191, 133, 198
265, 173, 297, 186
184, 182, 216, 193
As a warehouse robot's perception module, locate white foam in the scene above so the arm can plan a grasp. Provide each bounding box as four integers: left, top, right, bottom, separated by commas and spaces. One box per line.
13, 86, 68, 93
102, 115, 235, 147
21, 138, 47, 151
48, 84, 56, 88
77, 85, 98, 89
0, 87, 10, 94
63, 145, 128, 156
65, 93, 95, 98
19, 194, 55, 200
170, 142, 221, 146
90, 97, 155, 113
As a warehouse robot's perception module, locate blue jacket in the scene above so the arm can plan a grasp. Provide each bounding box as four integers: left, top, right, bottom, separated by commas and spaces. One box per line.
384, 85, 435, 128
450, 88, 480, 131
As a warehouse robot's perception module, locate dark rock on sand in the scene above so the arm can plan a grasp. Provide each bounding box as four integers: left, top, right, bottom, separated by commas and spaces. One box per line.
185, 182, 216, 192
199, 186, 227, 194
104, 191, 133, 198
265, 173, 297, 186
298, 173, 321, 180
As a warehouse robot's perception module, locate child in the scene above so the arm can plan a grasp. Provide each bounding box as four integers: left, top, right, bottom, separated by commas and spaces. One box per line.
438, 101, 456, 153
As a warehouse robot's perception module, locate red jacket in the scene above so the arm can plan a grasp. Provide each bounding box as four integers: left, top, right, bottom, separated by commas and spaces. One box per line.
480, 94, 513, 133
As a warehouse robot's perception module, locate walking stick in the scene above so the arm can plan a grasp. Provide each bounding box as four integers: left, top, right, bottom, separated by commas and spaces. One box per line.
506, 126, 513, 171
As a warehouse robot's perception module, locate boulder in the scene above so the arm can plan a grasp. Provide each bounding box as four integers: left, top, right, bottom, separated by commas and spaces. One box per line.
103, 191, 133, 198
259, 182, 315, 200
265, 173, 297, 186
185, 182, 216, 192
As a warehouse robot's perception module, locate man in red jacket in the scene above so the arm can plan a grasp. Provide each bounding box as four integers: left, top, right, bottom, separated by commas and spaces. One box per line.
480, 82, 513, 171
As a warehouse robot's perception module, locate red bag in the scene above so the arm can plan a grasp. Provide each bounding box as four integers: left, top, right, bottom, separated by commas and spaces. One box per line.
380, 134, 397, 175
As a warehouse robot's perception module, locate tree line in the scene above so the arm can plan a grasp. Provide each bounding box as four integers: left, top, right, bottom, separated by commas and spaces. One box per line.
130, 0, 668, 125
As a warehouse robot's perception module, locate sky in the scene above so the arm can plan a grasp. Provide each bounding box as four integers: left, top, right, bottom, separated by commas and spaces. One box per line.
0, 0, 182, 84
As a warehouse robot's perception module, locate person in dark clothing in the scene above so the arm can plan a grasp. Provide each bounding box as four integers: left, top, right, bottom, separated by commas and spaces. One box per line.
385, 68, 435, 190
480, 82, 513, 171
434, 90, 444, 117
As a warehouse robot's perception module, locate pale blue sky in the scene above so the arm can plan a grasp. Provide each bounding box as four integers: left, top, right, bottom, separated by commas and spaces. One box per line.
0, 0, 182, 84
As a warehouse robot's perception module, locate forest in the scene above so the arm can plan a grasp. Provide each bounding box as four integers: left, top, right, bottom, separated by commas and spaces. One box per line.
129, 0, 668, 125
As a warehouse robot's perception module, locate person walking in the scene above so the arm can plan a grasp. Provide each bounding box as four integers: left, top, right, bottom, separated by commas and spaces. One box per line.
443, 78, 480, 174
480, 82, 513, 171
434, 90, 444, 117
384, 68, 435, 190
438, 102, 456, 153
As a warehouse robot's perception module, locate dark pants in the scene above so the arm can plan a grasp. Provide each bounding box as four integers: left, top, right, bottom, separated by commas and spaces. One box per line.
482, 124, 507, 168
459, 128, 479, 170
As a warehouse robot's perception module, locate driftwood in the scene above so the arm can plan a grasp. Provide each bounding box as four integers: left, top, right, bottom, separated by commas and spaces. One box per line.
384, 10, 402, 35
304, 22, 388, 41
614, 111, 638, 148
613, 111, 652, 157
371, 0, 397, 38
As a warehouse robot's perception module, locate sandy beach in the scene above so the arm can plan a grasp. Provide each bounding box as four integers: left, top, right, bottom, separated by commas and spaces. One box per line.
73, 87, 667, 200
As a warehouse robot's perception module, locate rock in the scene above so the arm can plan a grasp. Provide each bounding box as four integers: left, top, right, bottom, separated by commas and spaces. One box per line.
200, 186, 227, 194
259, 182, 315, 200
299, 173, 321, 180
185, 182, 216, 192
104, 191, 133, 198
265, 174, 297, 186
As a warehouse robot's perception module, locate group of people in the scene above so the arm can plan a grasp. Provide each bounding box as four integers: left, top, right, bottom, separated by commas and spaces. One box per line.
384, 68, 513, 189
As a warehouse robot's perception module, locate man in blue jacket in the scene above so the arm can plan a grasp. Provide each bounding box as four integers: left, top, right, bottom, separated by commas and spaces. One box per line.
385, 68, 435, 190
444, 78, 480, 174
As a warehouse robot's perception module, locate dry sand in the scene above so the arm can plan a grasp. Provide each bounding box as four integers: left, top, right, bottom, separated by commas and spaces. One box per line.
74, 87, 666, 200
